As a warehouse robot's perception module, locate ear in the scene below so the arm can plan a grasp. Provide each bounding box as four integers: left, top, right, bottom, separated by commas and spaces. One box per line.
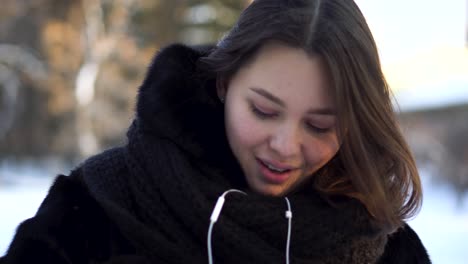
216, 77, 227, 101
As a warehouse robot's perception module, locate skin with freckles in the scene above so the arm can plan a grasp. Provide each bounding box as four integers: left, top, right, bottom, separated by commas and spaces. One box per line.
219, 42, 340, 196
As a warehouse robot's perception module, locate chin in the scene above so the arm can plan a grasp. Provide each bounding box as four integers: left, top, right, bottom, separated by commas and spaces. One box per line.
251, 184, 288, 197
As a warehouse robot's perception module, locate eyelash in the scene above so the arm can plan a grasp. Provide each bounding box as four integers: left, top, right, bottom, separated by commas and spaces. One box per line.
305, 123, 330, 134
251, 105, 278, 119
250, 105, 330, 134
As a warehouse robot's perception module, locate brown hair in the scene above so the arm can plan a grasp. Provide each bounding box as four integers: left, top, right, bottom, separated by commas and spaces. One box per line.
199, 0, 422, 232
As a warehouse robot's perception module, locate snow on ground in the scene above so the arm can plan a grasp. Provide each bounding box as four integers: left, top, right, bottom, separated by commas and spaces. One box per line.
1, 165, 468, 262
0, 163, 57, 256
0, 177, 53, 255
409, 173, 468, 264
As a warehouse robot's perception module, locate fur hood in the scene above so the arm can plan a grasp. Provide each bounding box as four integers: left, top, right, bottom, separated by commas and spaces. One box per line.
133, 43, 245, 187
136, 44, 220, 156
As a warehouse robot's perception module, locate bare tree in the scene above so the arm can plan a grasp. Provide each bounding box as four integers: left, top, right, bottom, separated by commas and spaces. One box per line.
75, 0, 137, 157
0, 0, 248, 162
0, 44, 47, 140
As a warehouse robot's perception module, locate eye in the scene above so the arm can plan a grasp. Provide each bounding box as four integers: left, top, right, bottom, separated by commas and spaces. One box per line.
250, 104, 278, 119
305, 122, 331, 134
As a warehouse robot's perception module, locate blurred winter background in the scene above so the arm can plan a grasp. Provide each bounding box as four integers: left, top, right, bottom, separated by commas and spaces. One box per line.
0, 0, 467, 262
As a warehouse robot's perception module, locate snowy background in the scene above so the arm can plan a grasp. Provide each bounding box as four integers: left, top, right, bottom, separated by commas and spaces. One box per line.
1, 0, 467, 262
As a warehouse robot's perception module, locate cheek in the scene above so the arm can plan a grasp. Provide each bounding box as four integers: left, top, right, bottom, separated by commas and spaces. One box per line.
225, 105, 267, 150
303, 138, 339, 168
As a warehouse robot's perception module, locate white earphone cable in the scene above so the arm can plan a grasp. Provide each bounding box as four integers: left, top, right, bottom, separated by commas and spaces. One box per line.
284, 197, 292, 264
207, 190, 293, 264
207, 189, 246, 264
207, 221, 215, 264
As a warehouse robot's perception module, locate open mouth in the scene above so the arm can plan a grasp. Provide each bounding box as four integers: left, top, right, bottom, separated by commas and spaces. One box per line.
259, 159, 292, 173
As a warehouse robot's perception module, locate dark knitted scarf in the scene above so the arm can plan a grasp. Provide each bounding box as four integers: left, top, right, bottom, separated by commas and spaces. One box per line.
81, 44, 387, 263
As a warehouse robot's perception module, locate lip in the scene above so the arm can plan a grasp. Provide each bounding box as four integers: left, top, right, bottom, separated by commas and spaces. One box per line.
256, 158, 298, 184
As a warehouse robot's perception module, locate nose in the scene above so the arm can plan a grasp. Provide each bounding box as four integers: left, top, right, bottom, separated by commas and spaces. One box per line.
269, 123, 301, 159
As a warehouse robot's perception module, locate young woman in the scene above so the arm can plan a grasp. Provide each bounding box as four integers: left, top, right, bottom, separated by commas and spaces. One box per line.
1, 0, 431, 263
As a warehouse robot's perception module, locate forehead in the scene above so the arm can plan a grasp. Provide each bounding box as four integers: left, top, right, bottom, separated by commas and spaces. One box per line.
234, 42, 334, 109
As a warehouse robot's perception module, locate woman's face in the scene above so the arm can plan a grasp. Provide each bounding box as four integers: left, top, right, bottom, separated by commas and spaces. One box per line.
220, 42, 340, 196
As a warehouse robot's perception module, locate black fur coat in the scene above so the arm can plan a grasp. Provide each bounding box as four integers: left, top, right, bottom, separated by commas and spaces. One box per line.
0, 44, 431, 264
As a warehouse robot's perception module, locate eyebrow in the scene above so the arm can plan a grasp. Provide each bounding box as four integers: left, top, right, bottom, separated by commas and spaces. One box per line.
250, 87, 336, 115
250, 87, 284, 106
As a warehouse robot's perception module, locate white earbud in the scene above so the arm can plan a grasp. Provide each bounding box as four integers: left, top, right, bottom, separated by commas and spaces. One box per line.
210, 189, 245, 222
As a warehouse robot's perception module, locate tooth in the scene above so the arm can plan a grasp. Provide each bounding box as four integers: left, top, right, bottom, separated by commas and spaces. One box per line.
266, 163, 286, 172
